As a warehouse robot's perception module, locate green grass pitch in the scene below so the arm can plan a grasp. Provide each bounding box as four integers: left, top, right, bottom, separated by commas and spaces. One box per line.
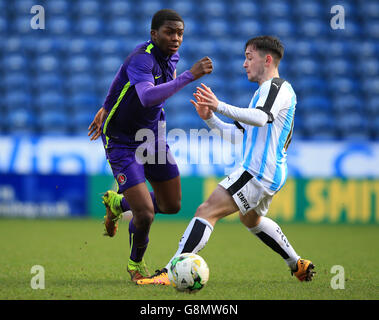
0, 217, 378, 300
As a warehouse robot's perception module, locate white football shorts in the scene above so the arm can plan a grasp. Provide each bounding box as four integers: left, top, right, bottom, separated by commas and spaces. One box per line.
219, 167, 275, 216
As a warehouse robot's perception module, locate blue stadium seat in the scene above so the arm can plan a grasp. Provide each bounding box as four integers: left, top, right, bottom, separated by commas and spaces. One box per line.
203, 19, 229, 37
356, 58, 379, 77
73, 0, 101, 16
234, 20, 263, 37
358, 1, 379, 19
39, 110, 69, 135
290, 58, 320, 77
230, 1, 260, 18
4, 91, 32, 111
362, 77, 379, 96
34, 55, 60, 73
301, 96, 331, 111
332, 95, 362, 114
363, 19, 379, 39
107, 18, 135, 36
293, 1, 323, 19
3, 73, 30, 92
12, 0, 35, 14
291, 76, 328, 95
45, 0, 70, 15
202, 1, 228, 18
76, 17, 103, 36
324, 58, 354, 77
104, 0, 134, 17
298, 19, 329, 38
66, 74, 96, 94
68, 93, 100, 112
66, 38, 96, 55
34, 74, 63, 92
96, 56, 124, 74
6, 109, 36, 134
301, 111, 337, 140
171, 0, 197, 17
336, 113, 369, 140
47, 16, 71, 35
328, 77, 359, 95
365, 96, 379, 115
65, 55, 92, 73
34, 92, 65, 112
263, 1, 291, 18
0, 15, 7, 34
264, 19, 296, 38
96, 38, 123, 56
2, 54, 27, 72
139, 0, 168, 16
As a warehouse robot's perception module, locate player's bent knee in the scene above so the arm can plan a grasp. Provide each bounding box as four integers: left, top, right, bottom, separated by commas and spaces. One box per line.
159, 200, 181, 214
133, 211, 154, 230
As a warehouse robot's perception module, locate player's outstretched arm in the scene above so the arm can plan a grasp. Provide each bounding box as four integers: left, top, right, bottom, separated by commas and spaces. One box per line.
196, 84, 268, 127
88, 107, 108, 141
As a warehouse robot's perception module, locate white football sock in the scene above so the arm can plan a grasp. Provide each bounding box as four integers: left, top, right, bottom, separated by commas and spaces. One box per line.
165, 217, 213, 270
248, 217, 300, 270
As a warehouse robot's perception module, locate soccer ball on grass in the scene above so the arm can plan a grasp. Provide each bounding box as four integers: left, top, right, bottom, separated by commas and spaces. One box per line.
168, 253, 209, 292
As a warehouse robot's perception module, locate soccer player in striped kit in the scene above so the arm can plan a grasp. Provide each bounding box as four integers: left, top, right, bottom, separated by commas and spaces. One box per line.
88, 9, 213, 282
138, 36, 315, 285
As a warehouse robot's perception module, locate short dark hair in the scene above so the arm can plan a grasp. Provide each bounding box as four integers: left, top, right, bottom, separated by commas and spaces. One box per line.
245, 36, 284, 66
151, 9, 184, 30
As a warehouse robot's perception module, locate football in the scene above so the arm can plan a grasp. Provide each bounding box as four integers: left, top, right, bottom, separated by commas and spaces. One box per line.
168, 253, 209, 292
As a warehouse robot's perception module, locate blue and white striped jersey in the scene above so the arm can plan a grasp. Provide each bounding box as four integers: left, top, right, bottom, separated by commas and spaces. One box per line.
238, 77, 297, 193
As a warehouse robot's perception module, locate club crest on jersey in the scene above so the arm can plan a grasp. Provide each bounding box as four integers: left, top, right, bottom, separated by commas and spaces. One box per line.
117, 173, 127, 185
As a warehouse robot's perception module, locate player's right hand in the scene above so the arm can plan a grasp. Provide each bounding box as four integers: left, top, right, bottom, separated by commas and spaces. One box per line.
88, 107, 108, 141
190, 57, 213, 80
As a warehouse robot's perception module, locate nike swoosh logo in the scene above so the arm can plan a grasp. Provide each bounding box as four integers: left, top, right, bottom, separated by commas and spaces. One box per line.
155, 75, 162, 79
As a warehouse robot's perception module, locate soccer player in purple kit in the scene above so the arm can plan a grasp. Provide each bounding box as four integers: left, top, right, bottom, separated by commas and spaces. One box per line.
88, 9, 213, 282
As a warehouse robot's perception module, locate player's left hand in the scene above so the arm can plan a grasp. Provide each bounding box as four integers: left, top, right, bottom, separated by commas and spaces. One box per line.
194, 83, 219, 112
88, 107, 108, 141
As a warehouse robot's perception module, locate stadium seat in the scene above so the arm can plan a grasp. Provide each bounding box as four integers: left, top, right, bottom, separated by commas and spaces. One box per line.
264, 19, 296, 38
332, 95, 362, 114
6, 109, 37, 134
365, 96, 379, 115
34, 92, 65, 112
4, 91, 32, 111
68, 93, 100, 113
104, 0, 134, 17
34, 55, 60, 73
170, 0, 196, 17
66, 74, 96, 94
298, 19, 329, 38
234, 20, 263, 37
328, 77, 359, 95
2, 54, 27, 72
356, 58, 379, 78
39, 110, 69, 135
300, 96, 331, 111
95, 56, 124, 74
336, 113, 370, 140
65, 55, 92, 73
293, 1, 323, 19
46, 16, 71, 35
202, 1, 228, 18
203, 19, 230, 37
358, 1, 379, 19
33, 74, 63, 93
290, 58, 320, 77
73, 0, 101, 16
107, 18, 135, 36
301, 111, 337, 140
2, 73, 30, 92
76, 17, 103, 36
263, 1, 291, 19
230, 1, 260, 18
324, 58, 354, 77
45, 0, 70, 15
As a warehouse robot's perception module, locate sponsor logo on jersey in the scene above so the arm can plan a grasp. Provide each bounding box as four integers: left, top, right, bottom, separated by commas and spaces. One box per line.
117, 173, 127, 185
237, 191, 250, 210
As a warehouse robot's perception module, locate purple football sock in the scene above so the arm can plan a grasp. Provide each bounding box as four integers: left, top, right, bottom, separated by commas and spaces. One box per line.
129, 217, 149, 262
121, 192, 160, 213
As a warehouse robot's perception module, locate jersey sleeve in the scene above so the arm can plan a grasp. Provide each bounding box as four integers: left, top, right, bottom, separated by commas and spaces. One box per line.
127, 53, 155, 85
255, 78, 287, 123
